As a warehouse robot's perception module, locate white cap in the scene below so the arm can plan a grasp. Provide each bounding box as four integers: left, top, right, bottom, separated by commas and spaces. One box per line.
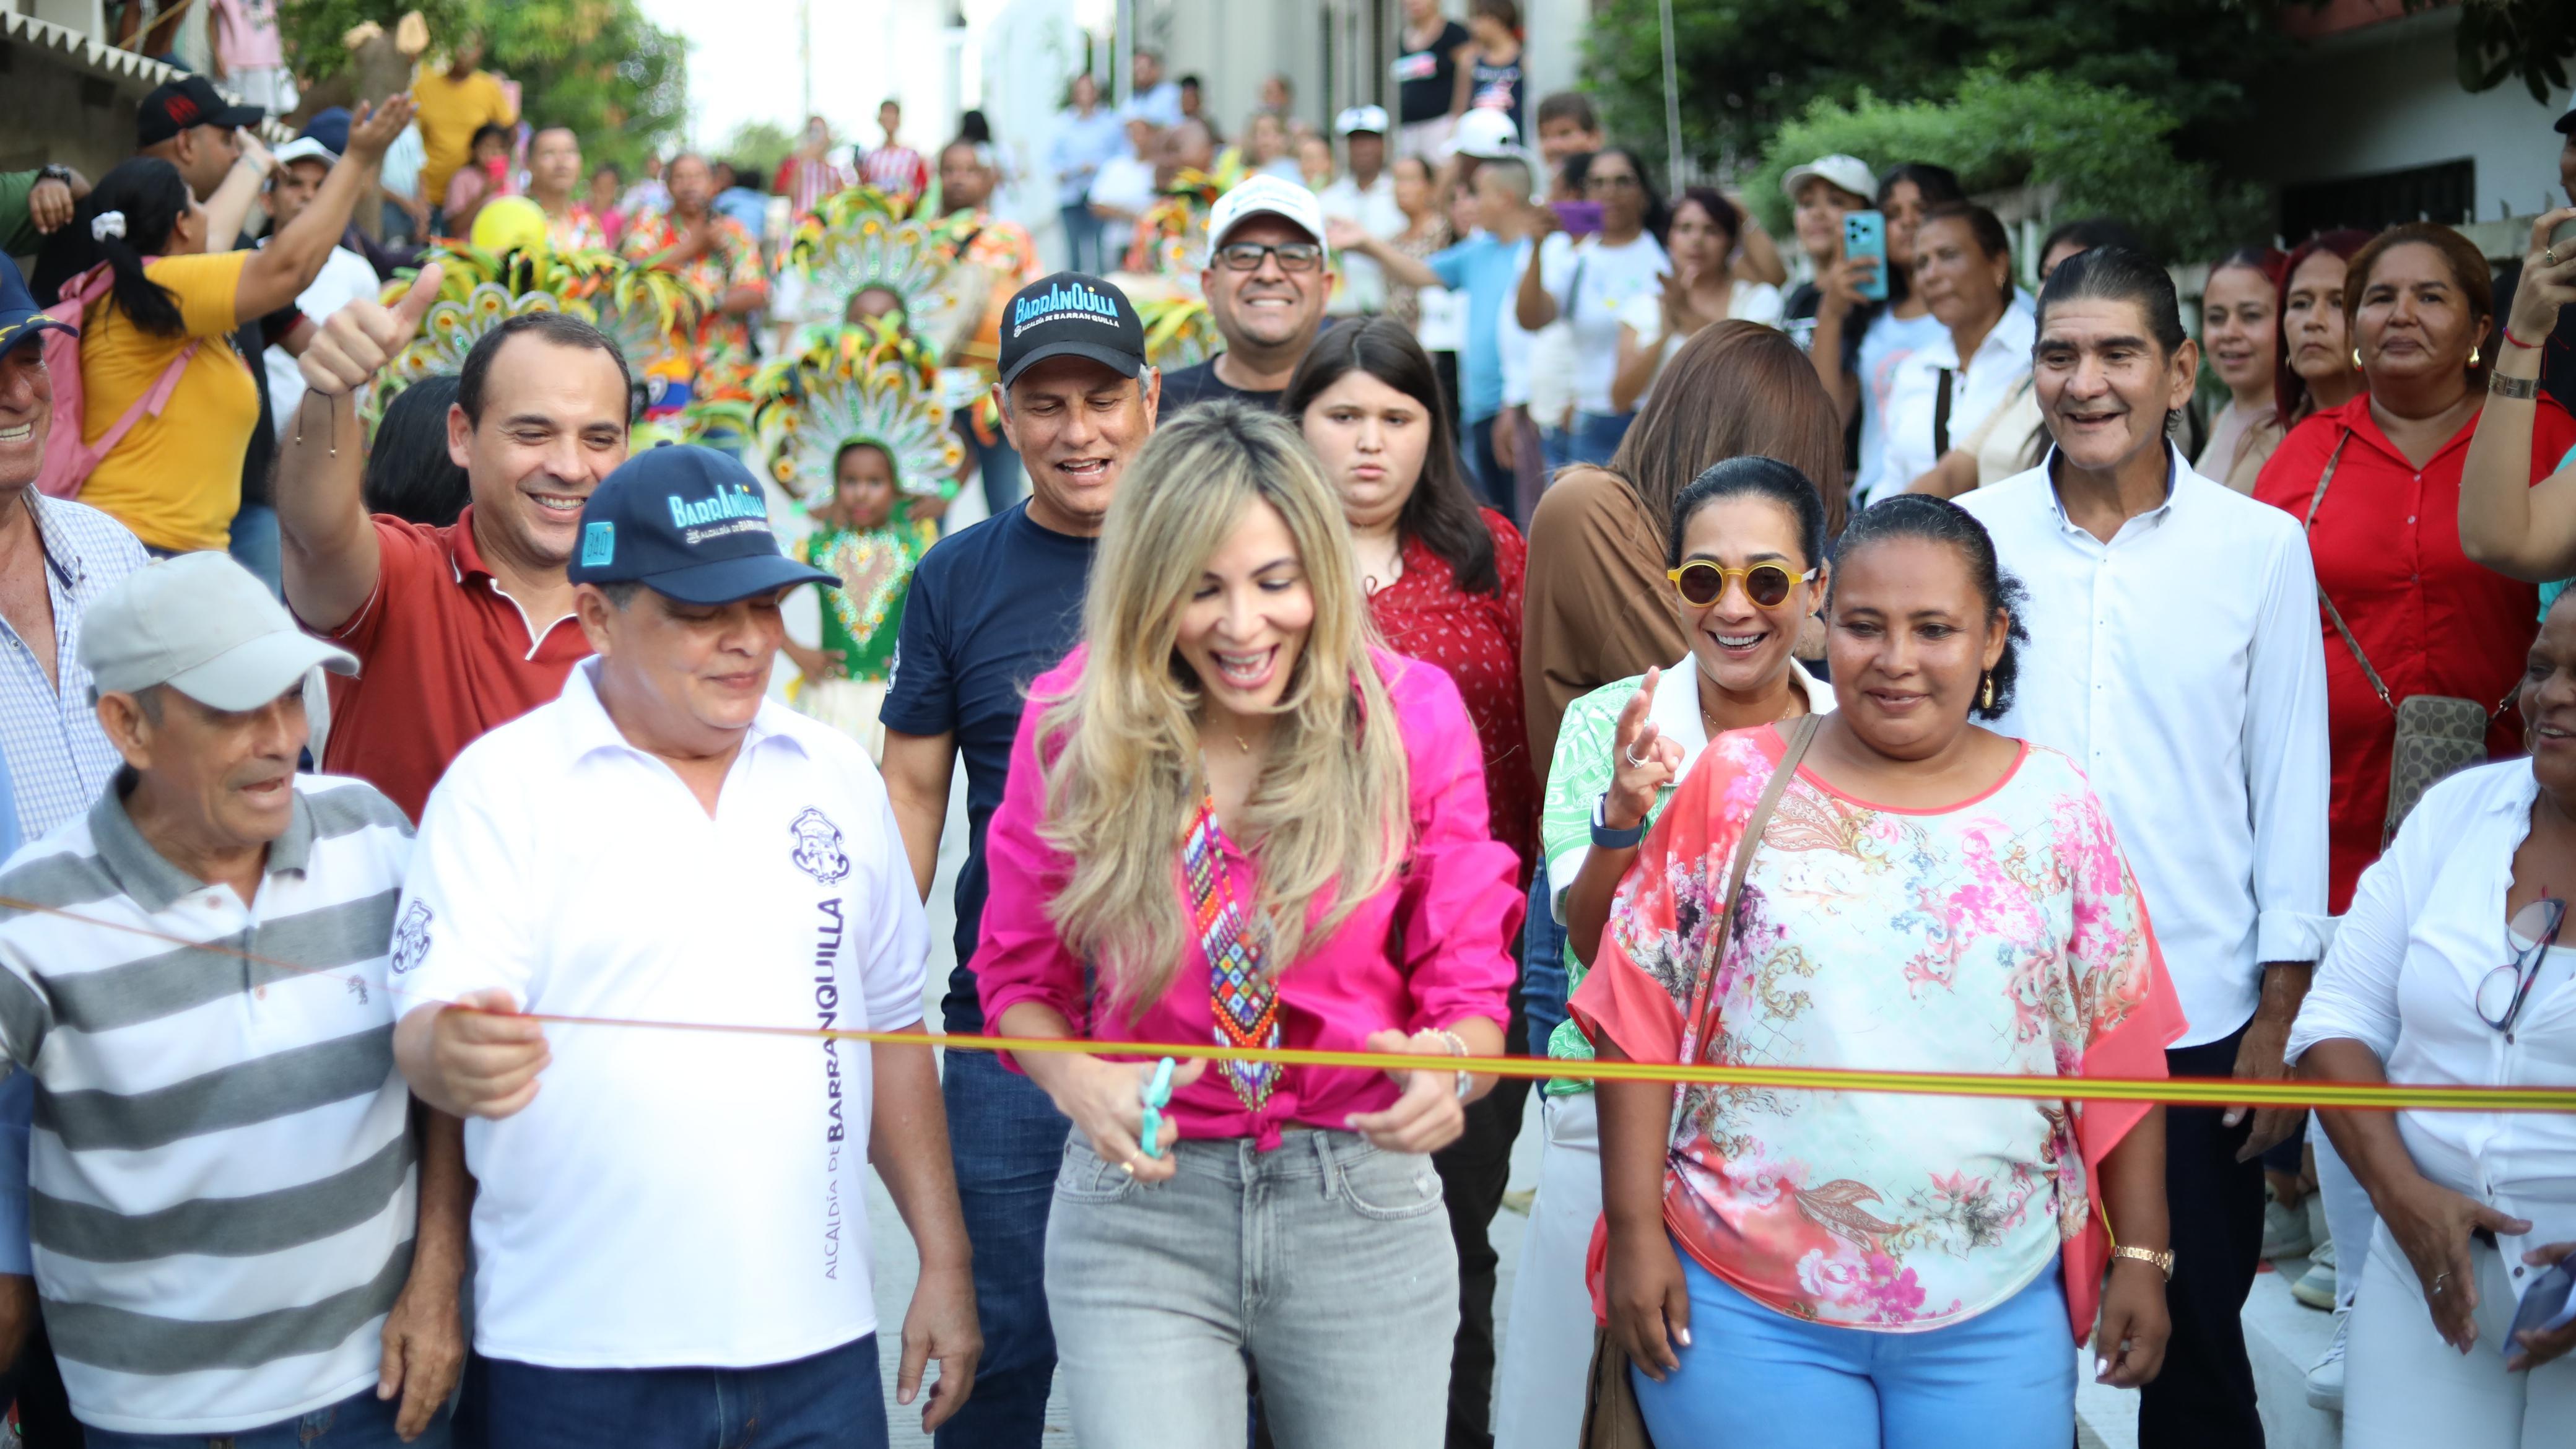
80, 552, 357, 711
1442, 108, 1521, 161
1208, 173, 1328, 250
272, 136, 340, 170
1781, 154, 1876, 204
1335, 105, 1389, 137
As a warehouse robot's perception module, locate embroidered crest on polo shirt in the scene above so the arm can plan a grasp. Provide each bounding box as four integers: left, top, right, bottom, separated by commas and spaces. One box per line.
790, 808, 851, 884
390, 902, 433, 975
581, 522, 615, 567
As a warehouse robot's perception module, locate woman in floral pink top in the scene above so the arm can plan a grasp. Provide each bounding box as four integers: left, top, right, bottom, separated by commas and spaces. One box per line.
1572, 495, 2187, 1448
974, 404, 1520, 1448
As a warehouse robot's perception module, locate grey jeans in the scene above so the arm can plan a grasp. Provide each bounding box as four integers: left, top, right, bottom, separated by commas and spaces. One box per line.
1045, 1130, 1460, 1448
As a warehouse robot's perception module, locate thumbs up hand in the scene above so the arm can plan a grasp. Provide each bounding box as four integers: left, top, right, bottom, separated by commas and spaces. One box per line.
299, 264, 443, 399
1605, 666, 1688, 834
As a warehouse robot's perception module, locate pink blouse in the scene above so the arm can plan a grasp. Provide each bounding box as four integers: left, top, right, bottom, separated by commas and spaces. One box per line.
975, 644, 1523, 1149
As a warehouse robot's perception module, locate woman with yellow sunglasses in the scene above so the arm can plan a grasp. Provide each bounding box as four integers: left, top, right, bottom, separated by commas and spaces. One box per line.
1495, 455, 1833, 1447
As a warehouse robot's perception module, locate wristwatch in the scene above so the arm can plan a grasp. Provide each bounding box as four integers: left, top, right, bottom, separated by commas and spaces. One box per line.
1590, 793, 1647, 850
37, 165, 75, 187
2112, 1245, 2176, 1281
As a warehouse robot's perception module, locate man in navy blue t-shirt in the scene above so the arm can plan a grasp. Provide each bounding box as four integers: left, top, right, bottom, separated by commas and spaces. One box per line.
877, 271, 1159, 1448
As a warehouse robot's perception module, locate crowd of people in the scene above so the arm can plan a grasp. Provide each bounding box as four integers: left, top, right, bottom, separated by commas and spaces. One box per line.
1, 12, 2575, 1449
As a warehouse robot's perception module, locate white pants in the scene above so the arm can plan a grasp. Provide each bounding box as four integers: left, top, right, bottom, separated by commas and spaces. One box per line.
1493, 1092, 1599, 1449
2312, 1111, 2376, 1310
2345, 1221, 2576, 1449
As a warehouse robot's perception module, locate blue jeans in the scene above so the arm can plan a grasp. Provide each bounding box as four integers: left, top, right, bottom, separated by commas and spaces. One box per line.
1521, 862, 1567, 1056
1633, 1247, 2074, 1449
1570, 409, 1635, 466
471, 1334, 883, 1449
1059, 204, 1102, 274
84, 1383, 445, 1449
937, 1046, 1069, 1448
229, 502, 282, 597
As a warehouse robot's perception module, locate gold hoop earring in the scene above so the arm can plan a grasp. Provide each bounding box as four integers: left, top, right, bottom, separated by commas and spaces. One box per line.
2469, 343, 2482, 369
2352, 347, 2364, 370
1980, 672, 1995, 711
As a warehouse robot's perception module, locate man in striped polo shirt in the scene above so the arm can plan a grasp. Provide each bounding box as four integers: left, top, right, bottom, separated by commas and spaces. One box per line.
0, 552, 469, 1445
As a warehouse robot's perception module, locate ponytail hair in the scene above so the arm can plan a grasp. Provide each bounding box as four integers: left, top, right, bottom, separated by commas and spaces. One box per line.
59, 158, 193, 337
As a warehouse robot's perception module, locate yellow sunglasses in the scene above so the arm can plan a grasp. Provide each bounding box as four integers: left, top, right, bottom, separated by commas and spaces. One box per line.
1666, 561, 1816, 609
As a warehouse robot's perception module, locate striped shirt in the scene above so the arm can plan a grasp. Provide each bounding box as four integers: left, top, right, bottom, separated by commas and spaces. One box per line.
0, 775, 419, 1435
858, 143, 929, 202
0, 492, 149, 845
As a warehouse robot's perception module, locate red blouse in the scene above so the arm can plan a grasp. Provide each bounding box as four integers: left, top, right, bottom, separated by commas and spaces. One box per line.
2253, 393, 2576, 910
1368, 509, 1537, 884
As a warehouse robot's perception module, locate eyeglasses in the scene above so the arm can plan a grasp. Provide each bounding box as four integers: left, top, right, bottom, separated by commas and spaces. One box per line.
1667, 561, 1815, 609
2478, 896, 2567, 1034
1214, 242, 1325, 273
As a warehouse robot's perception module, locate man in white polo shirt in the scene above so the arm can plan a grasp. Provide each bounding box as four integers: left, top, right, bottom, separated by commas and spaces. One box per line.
0, 551, 467, 1445
391, 445, 978, 1448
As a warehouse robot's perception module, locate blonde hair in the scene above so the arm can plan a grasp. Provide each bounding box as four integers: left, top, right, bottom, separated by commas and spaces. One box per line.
1037, 402, 1411, 1012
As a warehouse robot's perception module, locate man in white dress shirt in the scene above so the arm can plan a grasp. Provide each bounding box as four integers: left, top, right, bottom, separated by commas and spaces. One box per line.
1956, 246, 2330, 1449
389, 445, 979, 1447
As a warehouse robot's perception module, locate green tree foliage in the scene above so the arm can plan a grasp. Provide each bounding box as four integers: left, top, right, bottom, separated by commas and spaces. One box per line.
1582, 0, 2293, 180
719, 121, 799, 191
277, 0, 688, 175
1742, 69, 2270, 263
2442, 0, 2576, 102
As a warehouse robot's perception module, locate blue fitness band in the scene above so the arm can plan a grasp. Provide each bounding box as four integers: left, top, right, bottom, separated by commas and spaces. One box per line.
1590, 793, 1647, 851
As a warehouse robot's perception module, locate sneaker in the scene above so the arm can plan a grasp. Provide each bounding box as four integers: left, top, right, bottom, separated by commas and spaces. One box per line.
2307, 1191, 2331, 1258
2305, 1310, 2348, 1411
2311, 1233, 2337, 1271
2261, 1190, 2313, 1260
1500, 1188, 1536, 1216
2292, 1255, 2337, 1310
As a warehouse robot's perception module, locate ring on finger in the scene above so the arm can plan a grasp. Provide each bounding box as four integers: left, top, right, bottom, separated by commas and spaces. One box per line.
2433, 1272, 2450, 1294
1622, 742, 1650, 768
1120, 1154, 1141, 1177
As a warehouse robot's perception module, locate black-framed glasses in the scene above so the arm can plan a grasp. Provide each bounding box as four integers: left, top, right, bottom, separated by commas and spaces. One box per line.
1214, 242, 1325, 273
2478, 896, 2567, 1033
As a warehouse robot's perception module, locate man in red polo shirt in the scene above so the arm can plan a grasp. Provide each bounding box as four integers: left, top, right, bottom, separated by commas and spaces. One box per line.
277, 264, 631, 818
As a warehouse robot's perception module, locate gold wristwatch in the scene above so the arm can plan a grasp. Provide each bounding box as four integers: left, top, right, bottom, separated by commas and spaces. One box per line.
2112, 1245, 2175, 1281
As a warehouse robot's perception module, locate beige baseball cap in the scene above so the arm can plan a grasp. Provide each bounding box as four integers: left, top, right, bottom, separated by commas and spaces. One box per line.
80, 552, 357, 711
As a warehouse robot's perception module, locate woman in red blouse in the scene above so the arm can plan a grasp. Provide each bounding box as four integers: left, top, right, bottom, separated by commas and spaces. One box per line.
2255, 223, 2576, 908
1286, 316, 1531, 1449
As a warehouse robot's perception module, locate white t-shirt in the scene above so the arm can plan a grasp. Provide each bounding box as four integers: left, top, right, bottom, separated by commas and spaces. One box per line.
398, 661, 929, 1369
266, 244, 382, 430
1614, 279, 1788, 407
1539, 231, 1668, 416
1317, 173, 1406, 316
1087, 154, 1159, 221
1851, 307, 1949, 506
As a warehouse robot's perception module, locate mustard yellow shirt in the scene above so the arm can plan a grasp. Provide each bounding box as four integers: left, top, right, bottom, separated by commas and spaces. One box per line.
77, 250, 258, 554
412, 67, 516, 207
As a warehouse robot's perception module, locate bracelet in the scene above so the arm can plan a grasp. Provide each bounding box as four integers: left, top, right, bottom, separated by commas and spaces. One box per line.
2491, 372, 2542, 401
1434, 1028, 1472, 1100
1590, 793, 1647, 850
2110, 1244, 2176, 1281
2503, 326, 2545, 351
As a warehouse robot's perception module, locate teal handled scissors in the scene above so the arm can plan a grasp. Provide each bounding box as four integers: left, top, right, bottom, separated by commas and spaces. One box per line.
1137, 1056, 1178, 1159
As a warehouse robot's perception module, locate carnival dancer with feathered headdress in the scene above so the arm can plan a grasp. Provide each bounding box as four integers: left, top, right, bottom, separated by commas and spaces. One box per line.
738, 321, 964, 759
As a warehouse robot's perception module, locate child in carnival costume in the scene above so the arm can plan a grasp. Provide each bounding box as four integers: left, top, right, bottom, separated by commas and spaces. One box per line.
741, 321, 962, 761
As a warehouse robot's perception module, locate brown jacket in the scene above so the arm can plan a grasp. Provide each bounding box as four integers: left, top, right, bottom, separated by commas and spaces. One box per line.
1520, 466, 1688, 770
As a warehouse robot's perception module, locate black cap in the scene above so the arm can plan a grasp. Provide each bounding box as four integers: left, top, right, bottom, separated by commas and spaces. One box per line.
997, 272, 1147, 388
137, 76, 265, 149
2559, 97, 2576, 136
0, 255, 75, 360
566, 445, 835, 605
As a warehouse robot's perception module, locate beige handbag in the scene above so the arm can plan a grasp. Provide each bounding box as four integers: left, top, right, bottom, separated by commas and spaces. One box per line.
1578, 715, 1822, 1449
2301, 433, 2504, 843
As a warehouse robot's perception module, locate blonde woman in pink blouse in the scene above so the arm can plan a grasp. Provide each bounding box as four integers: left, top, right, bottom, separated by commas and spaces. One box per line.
975, 402, 1521, 1448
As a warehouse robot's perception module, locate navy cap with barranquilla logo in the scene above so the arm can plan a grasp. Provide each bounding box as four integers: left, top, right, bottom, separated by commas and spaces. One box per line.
565, 445, 834, 605
997, 271, 1147, 388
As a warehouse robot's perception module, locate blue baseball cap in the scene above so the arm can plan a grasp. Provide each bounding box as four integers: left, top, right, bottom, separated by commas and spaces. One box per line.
0, 254, 74, 360
300, 107, 354, 157
565, 445, 835, 605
